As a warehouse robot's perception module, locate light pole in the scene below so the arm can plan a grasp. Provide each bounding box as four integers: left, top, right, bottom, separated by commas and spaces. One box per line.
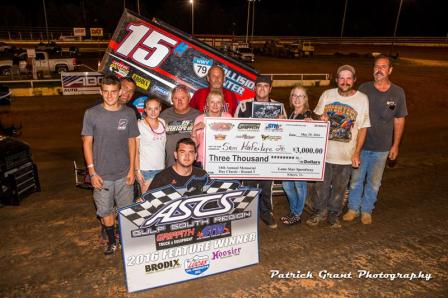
393, 0, 404, 38
42, 0, 49, 42
245, 0, 250, 43
190, 0, 194, 35
251, 0, 256, 42
391, 0, 404, 51
340, 0, 348, 38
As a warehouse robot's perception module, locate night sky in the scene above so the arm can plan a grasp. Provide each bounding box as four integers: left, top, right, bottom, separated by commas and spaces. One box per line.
0, 0, 446, 37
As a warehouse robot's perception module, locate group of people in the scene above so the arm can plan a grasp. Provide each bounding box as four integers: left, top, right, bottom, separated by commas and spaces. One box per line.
81, 54, 407, 255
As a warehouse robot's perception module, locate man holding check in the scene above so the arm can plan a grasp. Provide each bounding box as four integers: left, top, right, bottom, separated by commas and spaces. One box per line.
234, 75, 286, 229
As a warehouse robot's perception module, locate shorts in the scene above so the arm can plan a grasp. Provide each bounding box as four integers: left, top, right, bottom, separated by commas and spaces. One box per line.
93, 176, 133, 217
141, 170, 161, 181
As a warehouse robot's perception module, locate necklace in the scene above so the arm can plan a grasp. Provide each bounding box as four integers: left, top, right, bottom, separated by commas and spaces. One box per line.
145, 118, 165, 135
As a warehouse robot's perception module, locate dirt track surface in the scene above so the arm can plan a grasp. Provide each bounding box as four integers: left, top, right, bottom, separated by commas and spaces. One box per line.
1, 50, 447, 297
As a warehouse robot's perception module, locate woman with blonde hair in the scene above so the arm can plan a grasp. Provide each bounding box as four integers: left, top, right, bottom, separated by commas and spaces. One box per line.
281, 85, 319, 225
135, 98, 166, 194
191, 90, 232, 168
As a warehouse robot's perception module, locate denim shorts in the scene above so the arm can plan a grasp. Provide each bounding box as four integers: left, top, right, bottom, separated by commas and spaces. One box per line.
141, 170, 161, 181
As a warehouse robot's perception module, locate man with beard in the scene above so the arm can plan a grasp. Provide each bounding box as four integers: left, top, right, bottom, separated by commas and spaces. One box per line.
189, 65, 239, 115
343, 55, 407, 225
306, 65, 370, 228
119, 77, 141, 120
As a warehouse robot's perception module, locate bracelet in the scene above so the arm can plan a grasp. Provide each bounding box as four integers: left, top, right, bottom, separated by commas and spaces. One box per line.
90, 173, 97, 178
87, 164, 94, 168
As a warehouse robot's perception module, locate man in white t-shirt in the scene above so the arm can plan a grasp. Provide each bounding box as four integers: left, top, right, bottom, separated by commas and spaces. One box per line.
306, 65, 370, 228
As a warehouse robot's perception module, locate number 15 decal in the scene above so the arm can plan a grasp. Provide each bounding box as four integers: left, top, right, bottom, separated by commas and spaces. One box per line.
116, 24, 178, 68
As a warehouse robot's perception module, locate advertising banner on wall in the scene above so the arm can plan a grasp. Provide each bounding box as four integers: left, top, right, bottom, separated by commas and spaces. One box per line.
61, 72, 103, 95
99, 9, 258, 105
118, 180, 260, 292
203, 117, 330, 180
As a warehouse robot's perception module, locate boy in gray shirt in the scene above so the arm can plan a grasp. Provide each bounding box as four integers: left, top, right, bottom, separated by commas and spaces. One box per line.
82, 75, 139, 255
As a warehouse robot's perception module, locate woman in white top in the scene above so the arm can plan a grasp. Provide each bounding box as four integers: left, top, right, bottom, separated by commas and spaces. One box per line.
136, 98, 166, 194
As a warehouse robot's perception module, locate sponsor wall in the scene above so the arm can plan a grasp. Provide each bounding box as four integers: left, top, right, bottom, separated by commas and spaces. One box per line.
119, 180, 260, 292
99, 9, 258, 105
61, 72, 103, 95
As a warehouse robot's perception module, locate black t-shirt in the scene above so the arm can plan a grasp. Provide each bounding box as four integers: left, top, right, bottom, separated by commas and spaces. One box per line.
149, 166, 209, 196
359, 82, 407, 151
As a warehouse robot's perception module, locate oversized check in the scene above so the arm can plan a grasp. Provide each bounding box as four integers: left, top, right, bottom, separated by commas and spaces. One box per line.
203, 118, 329, 181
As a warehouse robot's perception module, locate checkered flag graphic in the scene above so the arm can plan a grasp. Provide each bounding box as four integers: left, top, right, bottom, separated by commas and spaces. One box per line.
232, 189, 260, 213
119, 186, 182, 227
205, 180, 241, 193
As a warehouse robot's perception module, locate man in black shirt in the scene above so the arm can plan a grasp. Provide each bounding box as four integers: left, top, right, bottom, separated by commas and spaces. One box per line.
149, 138, 209, 196
234, 75, 286, 229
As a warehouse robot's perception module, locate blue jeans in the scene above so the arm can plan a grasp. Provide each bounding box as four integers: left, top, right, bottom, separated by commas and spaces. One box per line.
314, 163, 352, 216
282, 181, 307, 216
348, 150, 388, 214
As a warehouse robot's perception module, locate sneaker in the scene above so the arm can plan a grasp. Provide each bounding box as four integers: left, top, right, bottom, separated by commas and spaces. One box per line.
261, 212, 277, 229
342, 209, 358, 221
104, 243, 118, 255
282, 214, 301, 225
329, 218, 342, 228
280, 213, 294, 222
306, 213, 327, 226
361, 212, 372, 225
328, 212, 341, 228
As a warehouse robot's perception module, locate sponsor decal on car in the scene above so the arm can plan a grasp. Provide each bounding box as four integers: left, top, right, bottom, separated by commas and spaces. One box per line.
192, 57, 213, 78
109, 60, 130, 78
132, 73, 151, 90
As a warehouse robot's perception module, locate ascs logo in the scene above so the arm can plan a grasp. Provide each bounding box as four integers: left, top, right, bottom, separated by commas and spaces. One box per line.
184, 255, 210, 276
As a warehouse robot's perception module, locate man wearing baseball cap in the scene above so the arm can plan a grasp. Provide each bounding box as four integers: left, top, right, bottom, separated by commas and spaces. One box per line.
234, 74, 287, 229
306, 65, 371, 228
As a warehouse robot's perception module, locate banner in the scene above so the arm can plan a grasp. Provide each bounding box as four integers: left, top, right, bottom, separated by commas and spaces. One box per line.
203, 118, 330, 180
73, 27, 86, 37
99, 9, 258, 105
90, 27, 103, 37
61, 72, 103, 95
119, 180, 259, 292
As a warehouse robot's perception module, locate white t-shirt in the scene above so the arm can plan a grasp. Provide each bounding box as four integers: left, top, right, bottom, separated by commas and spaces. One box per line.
137, 118, 166, 170
314, 88, 370, 165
